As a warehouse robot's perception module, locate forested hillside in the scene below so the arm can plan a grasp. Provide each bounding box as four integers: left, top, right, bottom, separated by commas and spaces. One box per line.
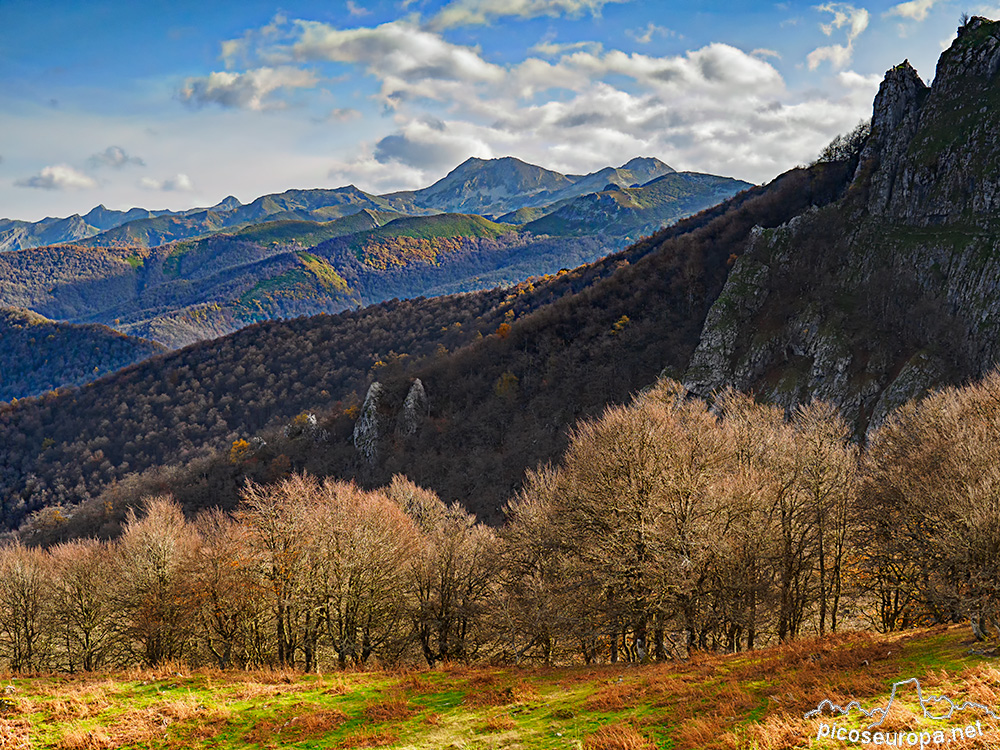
0, 216, 616, 347
0, 308, 164, 401
0, 161, 850, 535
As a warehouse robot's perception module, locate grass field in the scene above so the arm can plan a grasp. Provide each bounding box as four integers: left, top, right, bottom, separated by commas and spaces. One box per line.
1, 625, 998, 749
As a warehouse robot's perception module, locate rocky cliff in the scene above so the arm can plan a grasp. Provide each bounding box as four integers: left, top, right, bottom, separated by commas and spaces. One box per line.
685, 17, 1000, 433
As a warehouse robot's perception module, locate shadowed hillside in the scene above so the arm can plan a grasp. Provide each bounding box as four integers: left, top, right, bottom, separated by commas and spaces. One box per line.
0, 161, 850, 534
0, 308, 165, 401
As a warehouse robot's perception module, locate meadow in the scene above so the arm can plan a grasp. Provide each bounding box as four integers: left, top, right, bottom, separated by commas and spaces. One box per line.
2, 625, 998, 750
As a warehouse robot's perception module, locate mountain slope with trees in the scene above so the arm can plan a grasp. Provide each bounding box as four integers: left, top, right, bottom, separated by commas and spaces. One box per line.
0, 308, 165, 401
0, 160, 849, 534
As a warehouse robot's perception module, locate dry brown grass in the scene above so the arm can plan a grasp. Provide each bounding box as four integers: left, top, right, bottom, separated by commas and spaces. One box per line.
466, 670, 502, 687
245, 708, 349, 744
722, 711, 807, 750
393, 672, 438, 695
585, 680, 651, 712
338, 727, 400, 748
958, 664, 1000, 710
0, 717, 32, 750
584, 722, 658, 750
478, 712, 517, 732
670, 716, 729, 749
226, 677, 313, 701
57, 725, 115, 750
363, 697, 417, 723
54, 696, 219, 750
41, 691, 113, 722
123, 660, 191, 683
463, 679, 539, 707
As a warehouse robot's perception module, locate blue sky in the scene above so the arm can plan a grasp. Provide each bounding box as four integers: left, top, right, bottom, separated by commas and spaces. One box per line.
0, 0, 983, 220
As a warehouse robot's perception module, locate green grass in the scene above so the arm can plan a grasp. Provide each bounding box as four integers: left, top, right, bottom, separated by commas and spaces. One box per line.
233, 211, 394, 247
373, 214, 514, 242
3, 625, 998, 750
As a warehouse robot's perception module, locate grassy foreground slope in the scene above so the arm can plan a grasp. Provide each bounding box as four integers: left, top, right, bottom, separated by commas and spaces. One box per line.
2, 626, 997, 749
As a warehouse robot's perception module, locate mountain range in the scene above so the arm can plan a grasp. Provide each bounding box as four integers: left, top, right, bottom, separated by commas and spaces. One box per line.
0, 157, 750, 363
0, 156, 744, 251
8, 18, 1000, 541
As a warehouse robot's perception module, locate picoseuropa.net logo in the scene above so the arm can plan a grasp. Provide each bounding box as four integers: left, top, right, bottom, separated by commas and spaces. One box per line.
804, 677, 999, 747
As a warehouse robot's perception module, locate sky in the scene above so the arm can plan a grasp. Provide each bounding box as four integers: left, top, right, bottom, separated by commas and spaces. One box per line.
0, 0, 989, 221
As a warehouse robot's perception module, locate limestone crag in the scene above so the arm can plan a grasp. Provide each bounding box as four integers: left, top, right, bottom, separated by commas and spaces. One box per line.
398, 379, 428, 436
684, 18, 1000, 433
353, 381, 384, 462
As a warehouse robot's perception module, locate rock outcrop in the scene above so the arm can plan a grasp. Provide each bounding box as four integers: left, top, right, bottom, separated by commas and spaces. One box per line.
353, 382, 384, 462
398, 379, 428, 436
684, 18, 1000, 433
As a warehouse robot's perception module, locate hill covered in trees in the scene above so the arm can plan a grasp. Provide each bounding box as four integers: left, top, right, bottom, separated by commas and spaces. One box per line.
0, 214, 615, 347
0, 160, 849, 533
0, 308, 164, 401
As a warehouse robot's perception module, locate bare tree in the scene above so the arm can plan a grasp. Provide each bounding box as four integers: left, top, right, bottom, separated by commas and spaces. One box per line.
304, 479, 418, 667
389, 476, 497, 666
0, 542, 51, 671
47, 539, 116, 671
113, 496, 198, 666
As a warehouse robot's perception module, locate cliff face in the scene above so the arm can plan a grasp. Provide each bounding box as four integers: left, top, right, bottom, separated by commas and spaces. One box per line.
685, 18, 1000, 433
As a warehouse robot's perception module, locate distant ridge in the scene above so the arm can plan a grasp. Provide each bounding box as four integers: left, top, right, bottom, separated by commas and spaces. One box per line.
0, 155, 741, 251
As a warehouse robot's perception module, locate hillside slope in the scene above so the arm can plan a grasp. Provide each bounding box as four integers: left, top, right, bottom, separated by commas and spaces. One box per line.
0, 160, 850, 533
684, 17, 1000, 434
3, 626, 991, 750
522, 171, 752, 240
0, 308, 164, 401
0, 213, 619, 348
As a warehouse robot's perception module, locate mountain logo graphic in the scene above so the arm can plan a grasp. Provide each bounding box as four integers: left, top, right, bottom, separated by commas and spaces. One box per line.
804, 677, 1000, 730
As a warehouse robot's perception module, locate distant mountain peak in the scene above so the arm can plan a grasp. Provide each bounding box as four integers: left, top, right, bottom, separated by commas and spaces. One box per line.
212, 195, 242, 211
619, 156, 674, 173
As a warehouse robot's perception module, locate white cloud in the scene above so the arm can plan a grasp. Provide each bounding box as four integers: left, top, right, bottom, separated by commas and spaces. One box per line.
371, 115, 496, 170
88, 146, 145, 169
808, 3, 870, 70
327, 107, 363, 121
214, 15, 876, 186
140, 173, 194, 192
428, 0, 630, 30
752, 48, 782, 59
885, 0, 937, 21
626, 22, 676, 44
346, 1, 371, 16
15, 164, 97, 190
817, 2, 870, 37
531, 40, 604, 56
287, 19, 506, 108
178, 66, 319, 111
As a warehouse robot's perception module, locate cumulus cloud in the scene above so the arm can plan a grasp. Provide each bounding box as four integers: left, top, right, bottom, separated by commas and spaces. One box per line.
428, 0, 629, 30
202, 14, 879, 190
374, 119, 493, 169
88, 145, 145, 169
178, 66, 318, 111
15, 164, 97, 190
139, 173, 194, 191
885, 0, 937, 21
807, 3, 870, 70
346, 0, 371, 16
531, 40, 604, 56
626, 23, 676, 44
